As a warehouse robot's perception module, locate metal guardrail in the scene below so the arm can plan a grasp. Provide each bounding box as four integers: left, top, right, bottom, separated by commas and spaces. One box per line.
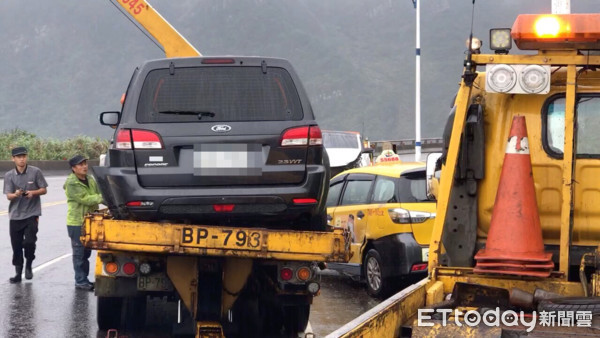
368, 138, 443, 154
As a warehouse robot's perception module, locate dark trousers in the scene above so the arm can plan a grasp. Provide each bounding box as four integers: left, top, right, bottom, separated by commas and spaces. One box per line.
67, 225, 91, 284
9, 216, 39, 267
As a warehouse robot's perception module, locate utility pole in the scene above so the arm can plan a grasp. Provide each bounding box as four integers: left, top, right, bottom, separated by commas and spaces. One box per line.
412, 0, 421, 162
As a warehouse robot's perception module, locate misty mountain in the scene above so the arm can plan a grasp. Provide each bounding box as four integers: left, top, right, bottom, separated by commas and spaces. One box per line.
0, 0, 598, 141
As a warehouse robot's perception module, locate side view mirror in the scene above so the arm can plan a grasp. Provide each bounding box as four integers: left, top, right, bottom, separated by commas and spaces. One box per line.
100, 111, 120, 127
426, 152, 443, 200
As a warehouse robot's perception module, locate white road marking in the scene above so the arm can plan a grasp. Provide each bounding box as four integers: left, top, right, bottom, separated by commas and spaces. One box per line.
31, 253, 72, 273
0, 200, 67, 216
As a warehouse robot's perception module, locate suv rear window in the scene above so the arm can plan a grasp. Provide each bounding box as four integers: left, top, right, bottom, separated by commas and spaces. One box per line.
136, 67, 303, 123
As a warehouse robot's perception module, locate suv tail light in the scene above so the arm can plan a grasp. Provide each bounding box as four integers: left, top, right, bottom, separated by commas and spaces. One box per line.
281, 126, 323, 147
115, 129, 164, 149
309, 126, 323, 146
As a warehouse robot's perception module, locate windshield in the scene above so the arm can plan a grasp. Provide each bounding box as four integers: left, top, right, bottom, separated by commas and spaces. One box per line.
136, 67, 303, 123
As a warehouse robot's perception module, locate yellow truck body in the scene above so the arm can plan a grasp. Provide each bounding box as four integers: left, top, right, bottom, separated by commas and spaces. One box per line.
332, 12, 600, 337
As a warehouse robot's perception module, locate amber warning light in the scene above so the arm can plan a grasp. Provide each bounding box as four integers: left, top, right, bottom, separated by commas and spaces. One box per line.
511, 14, 600, 50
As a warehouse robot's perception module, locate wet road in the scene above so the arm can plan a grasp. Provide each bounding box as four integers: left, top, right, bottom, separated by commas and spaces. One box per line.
0, 175, 381, 337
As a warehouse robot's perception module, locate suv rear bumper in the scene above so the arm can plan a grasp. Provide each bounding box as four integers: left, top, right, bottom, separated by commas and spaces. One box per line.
92, 165, 328, 225
372, 233, 428, 278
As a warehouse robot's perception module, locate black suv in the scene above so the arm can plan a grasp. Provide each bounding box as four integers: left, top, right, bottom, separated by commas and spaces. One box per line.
94, 57, 330, 231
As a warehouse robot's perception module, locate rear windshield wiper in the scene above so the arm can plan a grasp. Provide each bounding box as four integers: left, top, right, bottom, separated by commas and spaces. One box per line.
158, 110, 216, 120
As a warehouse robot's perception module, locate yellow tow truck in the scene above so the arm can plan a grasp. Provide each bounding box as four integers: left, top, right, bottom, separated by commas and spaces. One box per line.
81, 1, 350, 336
331, 10, 600, 337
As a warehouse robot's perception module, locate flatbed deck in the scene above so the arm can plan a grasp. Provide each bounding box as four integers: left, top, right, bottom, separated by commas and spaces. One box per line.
82, 212, 351, 262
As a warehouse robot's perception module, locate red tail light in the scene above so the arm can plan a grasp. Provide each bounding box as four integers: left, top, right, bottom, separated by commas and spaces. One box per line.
281, 126, 323, 147
126, 201, 154, 207
280, 267, 293, 281
293, 198, 318, 205
115, 129, 163, 149
411, 263, 428, 272
116, 129, 132, 149
213, 204, 235, 212
122, 262, 137, 275
309, 126, 323, 146
201, 58, 235, 64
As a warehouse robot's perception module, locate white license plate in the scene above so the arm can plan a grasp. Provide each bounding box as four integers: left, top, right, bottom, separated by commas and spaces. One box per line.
193, 144, 262, 176
422, 247, 429, 262
137, 274, 173, 291
180, 226, 263, 251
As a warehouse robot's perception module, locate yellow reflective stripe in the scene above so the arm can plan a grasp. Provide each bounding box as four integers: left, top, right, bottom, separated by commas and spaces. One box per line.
0, 200, 66, 216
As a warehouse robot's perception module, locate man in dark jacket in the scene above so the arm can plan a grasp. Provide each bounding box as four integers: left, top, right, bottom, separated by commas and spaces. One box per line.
3, 146, 48, 283
63, 155, 103, 291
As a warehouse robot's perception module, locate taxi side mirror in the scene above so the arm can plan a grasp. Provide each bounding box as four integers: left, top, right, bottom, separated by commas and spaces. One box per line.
426, 152, 443, 200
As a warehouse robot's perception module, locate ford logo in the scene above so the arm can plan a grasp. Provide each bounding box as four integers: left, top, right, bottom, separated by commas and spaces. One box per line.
211, 125, 232, 133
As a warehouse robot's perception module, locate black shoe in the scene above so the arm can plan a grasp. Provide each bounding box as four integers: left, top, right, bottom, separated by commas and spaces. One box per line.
25, 267, 33, 280
9, 266, 23, 284
75, 282, 94, 291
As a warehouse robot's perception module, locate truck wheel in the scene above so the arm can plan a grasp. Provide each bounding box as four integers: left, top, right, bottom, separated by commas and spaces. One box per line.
283, 304, 310, 335
364, 249, 391, 298
123, 296, 147, 330
97, 296, 123, 330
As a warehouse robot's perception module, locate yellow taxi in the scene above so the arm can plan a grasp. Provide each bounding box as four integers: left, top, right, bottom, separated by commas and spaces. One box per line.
326, 162, 436, 297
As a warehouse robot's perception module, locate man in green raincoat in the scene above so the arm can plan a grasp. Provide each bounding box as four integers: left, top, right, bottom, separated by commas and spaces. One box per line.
64, 155, 103, 291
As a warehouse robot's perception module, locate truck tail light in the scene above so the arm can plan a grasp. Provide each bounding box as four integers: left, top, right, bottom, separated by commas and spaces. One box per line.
280, 267, 294, 281
296, 267, 312, 281
105, 262, 119, 275
115, 129, 163, 149
281, 126, 323, 147
122, 262, 137, 276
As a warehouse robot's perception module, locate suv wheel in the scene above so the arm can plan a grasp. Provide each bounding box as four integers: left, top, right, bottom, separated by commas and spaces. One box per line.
364, 249, 391, 298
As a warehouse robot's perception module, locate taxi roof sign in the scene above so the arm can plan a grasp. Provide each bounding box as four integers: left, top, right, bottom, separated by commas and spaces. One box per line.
511, 14, 600, 50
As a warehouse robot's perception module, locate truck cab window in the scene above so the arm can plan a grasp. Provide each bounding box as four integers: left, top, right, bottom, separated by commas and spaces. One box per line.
545, 95, 600, 157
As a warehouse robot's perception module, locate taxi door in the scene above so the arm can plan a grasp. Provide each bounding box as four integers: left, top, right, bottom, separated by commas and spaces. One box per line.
328, 174, 375, 264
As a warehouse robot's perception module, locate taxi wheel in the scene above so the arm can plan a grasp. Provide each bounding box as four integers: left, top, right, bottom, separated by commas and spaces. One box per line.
364, 249, 391, 298
97, 296, 123, 330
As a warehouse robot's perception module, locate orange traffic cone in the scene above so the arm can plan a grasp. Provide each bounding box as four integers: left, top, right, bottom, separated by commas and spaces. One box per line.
474, 116, 553, 277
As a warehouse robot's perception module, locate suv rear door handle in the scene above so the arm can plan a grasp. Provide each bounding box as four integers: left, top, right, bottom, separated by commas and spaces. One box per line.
356, 211, 365, 219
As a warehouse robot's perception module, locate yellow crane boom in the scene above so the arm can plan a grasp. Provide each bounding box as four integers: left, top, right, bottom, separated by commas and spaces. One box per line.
113, 0, 201, 57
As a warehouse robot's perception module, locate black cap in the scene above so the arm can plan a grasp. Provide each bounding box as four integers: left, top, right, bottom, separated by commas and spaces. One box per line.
69, 155, 88, 167
11, 147, 28, 156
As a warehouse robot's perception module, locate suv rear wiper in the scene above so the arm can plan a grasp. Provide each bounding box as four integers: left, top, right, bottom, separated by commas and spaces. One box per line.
158, 110, 216, 120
